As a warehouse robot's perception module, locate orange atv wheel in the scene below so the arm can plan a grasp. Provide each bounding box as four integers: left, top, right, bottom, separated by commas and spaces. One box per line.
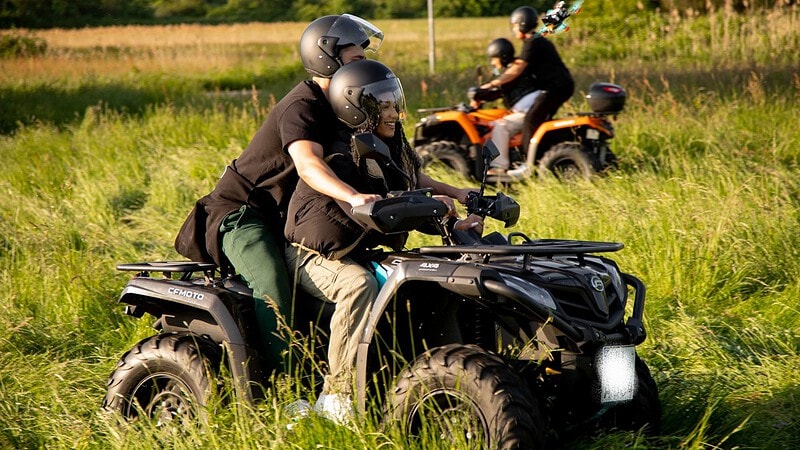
416, 141, 471, 177
537, 142, 596, 180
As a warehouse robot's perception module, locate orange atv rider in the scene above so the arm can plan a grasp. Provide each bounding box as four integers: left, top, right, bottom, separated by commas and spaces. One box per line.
412, 82, 626, 181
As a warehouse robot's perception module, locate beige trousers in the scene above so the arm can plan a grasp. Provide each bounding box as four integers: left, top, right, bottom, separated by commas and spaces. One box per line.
285, 245, 378, 395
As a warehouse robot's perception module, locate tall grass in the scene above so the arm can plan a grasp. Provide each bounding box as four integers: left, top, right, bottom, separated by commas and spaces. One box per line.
2, 8, 800, 449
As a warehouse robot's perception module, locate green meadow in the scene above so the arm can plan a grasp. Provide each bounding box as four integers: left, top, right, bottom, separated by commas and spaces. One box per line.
1, 8, 799, 449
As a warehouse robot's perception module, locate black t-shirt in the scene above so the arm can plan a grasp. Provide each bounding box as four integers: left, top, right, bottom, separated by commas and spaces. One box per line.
518, 36, 574, 95
500, 61, 538, 109
191, 80, 345, 267
231, 79, 344, 214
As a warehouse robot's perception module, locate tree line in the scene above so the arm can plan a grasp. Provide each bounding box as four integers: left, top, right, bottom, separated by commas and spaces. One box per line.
0, 0, 790, 29
1, 0, 533, 28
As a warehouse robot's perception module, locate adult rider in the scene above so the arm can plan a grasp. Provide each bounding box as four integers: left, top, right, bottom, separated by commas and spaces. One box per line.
477, 6, 574, 175
174, 14, 385, 375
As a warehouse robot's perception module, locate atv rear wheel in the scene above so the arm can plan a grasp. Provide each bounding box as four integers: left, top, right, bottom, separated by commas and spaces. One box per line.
387, 344, 546, 449
600, 146, 618, 171
416, 141, 471, 178
600, 356, 662, 435
537, 142, 596, 180
103, 333, 220, 426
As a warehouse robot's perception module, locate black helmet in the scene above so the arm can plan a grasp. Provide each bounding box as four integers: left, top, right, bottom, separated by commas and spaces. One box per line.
487, 38, 515, 66
510, 6, 539, 35
329, 59, 405, 129
299, 14, 384, 78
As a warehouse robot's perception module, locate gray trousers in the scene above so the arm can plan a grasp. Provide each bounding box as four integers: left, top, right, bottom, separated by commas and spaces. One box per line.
285, 245, 377, 395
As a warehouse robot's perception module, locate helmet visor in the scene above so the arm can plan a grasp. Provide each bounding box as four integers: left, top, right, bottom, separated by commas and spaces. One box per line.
360, 77, 406, 123
330, 14, 384, 53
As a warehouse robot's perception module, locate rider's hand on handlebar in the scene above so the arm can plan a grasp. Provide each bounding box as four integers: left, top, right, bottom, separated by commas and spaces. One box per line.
348, 193, 382, 208
454, 214, 484, 235
433, 195, 458, 218
455, 188, 478, 204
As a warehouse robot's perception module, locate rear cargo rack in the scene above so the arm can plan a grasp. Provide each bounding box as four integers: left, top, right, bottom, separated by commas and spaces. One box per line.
116, 261, 217, 281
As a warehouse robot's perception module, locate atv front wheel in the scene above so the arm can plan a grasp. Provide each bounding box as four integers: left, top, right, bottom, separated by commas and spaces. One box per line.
537, 142, 596, 180
416, 141, 471, 178
103, 333, 220, 425
387, 344, 545, 449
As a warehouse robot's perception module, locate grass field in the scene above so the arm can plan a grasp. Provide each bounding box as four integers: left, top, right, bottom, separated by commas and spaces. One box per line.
1, 7, 800, 449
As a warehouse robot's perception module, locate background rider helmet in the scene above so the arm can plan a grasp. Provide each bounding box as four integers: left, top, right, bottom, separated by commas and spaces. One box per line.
486, 37, 515, 74
510, 6, 539, 35
300, 14, 385, 78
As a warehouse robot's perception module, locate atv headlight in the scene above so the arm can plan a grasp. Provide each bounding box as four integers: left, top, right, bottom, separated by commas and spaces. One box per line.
596, 344, 637, 404
499, 273, 557, 310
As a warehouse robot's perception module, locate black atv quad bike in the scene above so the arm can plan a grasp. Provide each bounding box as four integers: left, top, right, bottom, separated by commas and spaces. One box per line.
103, 137, 660, 448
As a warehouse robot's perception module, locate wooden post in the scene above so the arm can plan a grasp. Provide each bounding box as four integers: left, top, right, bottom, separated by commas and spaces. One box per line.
427, 0, 435, 74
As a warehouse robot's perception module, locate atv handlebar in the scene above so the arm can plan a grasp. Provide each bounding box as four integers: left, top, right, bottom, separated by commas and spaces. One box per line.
465, 191, 520, 227
351, 186, 521, 238
467, 86, 502, 103
351, 190, 448, 234
416, 102, 474, 115
414, 89, 498, 115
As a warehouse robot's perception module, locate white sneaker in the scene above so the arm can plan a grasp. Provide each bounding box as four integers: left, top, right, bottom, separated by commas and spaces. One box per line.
314, 393, 354, 425
284, 399, 313, 430
284, 399, 312, 418
506, 163, 530, 179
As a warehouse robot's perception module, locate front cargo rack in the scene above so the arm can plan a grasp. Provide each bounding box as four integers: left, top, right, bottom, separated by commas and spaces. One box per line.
418, 238, 623, 266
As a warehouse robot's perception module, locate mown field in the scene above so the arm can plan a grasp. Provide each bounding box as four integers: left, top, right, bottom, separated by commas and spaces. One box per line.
1, 8, 799, 449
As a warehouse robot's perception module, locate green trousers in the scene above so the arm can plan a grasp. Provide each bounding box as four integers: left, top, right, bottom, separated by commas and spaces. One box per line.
220, 205, 291, 374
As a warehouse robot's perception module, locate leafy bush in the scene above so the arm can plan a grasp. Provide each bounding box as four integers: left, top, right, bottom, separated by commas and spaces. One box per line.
152, 0, 209, 18
0, 31, 47, 58
657, 0, 798, 12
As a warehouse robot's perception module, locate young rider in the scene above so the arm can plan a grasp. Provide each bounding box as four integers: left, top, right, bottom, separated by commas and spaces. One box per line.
284, 60, 482, 423
472, 37, 539, 176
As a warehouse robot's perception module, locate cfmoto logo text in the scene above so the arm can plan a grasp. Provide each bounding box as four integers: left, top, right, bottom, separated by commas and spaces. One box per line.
168, 287, 205, 300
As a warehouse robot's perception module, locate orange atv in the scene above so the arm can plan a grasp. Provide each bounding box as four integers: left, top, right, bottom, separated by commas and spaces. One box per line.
412, 82, 625, 181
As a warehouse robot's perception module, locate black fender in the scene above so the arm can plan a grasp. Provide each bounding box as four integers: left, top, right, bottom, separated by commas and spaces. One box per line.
353, 258, 503, 411
528, 116, 614, 165
118, 278, 259, 401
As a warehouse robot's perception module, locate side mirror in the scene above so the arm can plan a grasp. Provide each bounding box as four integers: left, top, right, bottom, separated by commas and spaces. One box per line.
473, 139, 501, 204
475, 64, 485, 85
352, 133, 392, 162
482, 139, 500, 163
